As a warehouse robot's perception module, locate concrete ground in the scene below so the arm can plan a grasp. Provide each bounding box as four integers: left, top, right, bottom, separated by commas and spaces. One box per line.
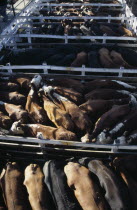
0, 0, 31, 33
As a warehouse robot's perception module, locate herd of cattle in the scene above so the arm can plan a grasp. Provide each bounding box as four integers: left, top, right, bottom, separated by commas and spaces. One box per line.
0, 75, 137, 145
2, 46, 137, 68
0, 155, 136, 210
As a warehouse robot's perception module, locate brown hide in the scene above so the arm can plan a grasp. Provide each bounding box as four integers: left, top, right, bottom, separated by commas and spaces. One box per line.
85, 79, 136, 92
0, 162, 31, 210
113, 162, 137, 210
85, 89, 129, 101
79, 98, 130, 122
70, 52, 88, 67
0, 91, 26, 106
12, 77, 31, 91
17, 123, 77, 141
0, 111, 12, 129
99, 48, 118, 68
26, 89, 49, 124
0, 82, 19, 92
49, 92, 92, 134
24, 164, 51, 210
79, 99, 115, 121
118, 26, 134, 37
100, 25, 119, 36
64, 162, 107, 210
4, 103, 29, 123
43, 95, 74, 131
110, 51, 133, 69
45, 78, 84, 93
54, 86, 84, 105
91, 104, 131, 139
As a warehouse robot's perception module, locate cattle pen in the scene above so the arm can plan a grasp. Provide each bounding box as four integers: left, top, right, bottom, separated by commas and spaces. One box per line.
0, 0, 137, 161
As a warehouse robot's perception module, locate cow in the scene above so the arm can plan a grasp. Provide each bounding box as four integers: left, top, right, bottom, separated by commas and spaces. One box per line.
0, 91, 26, 106
0, 185, 6, 210
100, 25, 119, 36
0, 82, 19, 92
118, 26, 134, 37
98, 110, 137, 144
64, 162, 108, 210
54, 86, 84, 105
24, 164, 53, 210
44, 86, 93, 136
30, 75, 42, 90
91, 103, 132, 142
113, 160, 137, 210
88, 51, 101, 68
0, 101, 29, 123
0, 111, 12, 129
42, 93, 74, 131
85, 79, 137, 93
26, 87, 49, 124
99, 48, 118, 68
70, 52, 88, 67
0, 162, 31, 210
43, 160, 82, 210
81, 159, 130, 210
110, 51, 133, 69
126, 129, 137, 145
79, 98, 131, 123
85, 89, 135, 101
11, 77, 31, 92
45, 78, 84, 93
10, 121, 77, 141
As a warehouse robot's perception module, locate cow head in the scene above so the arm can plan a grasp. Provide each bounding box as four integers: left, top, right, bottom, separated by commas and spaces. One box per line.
30, 75, 42, 90
10, 121, 24, 135
96, 129, 113, 144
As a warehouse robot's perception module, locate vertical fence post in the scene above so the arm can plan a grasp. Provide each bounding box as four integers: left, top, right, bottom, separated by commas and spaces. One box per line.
26, 28, 32, 49
6, 63, 13, 74
43, 62, 48, 74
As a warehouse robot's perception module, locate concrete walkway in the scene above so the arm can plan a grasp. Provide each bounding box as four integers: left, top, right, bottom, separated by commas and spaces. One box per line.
0, 0, 31, 33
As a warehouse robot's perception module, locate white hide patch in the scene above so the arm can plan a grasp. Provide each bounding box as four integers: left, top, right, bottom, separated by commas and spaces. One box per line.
53, 92, 69, 102
29, 88, 34, 96
117, 90, 130, 96
130, 94, 137, 106
0, 101, 5, 105
49, 78, 54, 82
97, 131, 112, 144
109, 123, 124, 135
10, 121, 24, 135
129, 133, 137, 139
113, 136, 126, 145
112, 80, 136, 90
37, 132, 44, 139
42, 85, 53, 94
31, 75, 42, 89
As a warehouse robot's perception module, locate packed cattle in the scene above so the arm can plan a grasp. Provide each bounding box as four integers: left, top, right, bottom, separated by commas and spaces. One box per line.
0, 156, 136, 210
0, 74, 136, 145
1, 46, 137, 68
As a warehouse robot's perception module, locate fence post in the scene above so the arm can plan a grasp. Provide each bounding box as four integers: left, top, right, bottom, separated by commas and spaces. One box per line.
26, 29, 32, 49
6, 63, 12, 74
43, 62, 48, 74
118, 67, 124, 77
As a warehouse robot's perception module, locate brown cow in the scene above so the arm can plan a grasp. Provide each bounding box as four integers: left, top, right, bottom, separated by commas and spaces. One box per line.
110, 51, 133, 69
79, 98, 130, 122
85, 79, 137, 93
0, 162, 31, 210
42, 93, 74, 131
11, 77, 31, 92
70, 52, 88, 67
26, 87, 49, 124
85, 159, 129, 210
0, 111, 12, 129
113, 159, 137, 210
10, 121, 77, 141
118, 26, 134, 37
85, 89, 132, 101
44, 86, 92, 135
91, 103, 131, 141
64, 162, 107, 210
0, 101, 29, 123
24, 164, 52, 210
54, 86, 84, 105
100, 25, 119, 36
0, 91, 26, 106
0, 82, 19, 92
99, 48, 118, 68
45, 77, 84, 93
